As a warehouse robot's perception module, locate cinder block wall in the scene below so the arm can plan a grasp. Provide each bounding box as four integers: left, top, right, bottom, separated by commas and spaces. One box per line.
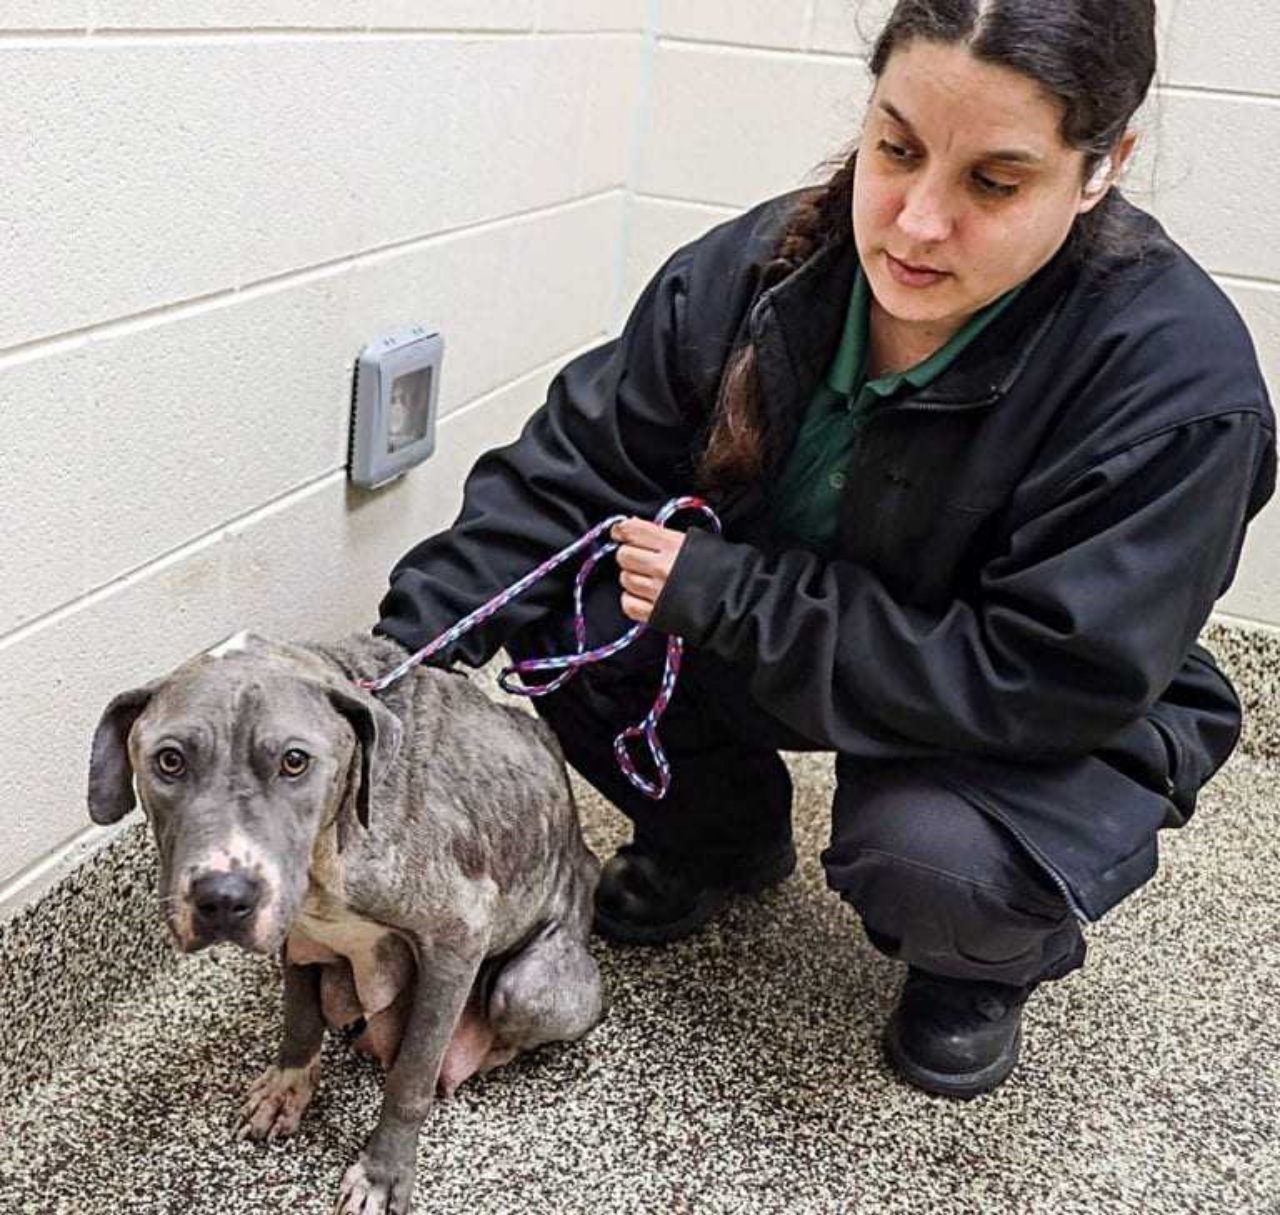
2, 0, 1276, 921
0, 0, 646, 916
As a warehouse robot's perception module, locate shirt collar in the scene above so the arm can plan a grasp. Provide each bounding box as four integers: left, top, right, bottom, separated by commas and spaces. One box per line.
826, 262, 1028, 401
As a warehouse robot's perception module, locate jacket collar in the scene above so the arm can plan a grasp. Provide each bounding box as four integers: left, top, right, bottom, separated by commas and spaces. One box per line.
753, 216, 1084, 413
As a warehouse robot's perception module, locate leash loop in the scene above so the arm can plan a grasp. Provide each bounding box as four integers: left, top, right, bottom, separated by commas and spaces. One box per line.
359, 496, 721, 800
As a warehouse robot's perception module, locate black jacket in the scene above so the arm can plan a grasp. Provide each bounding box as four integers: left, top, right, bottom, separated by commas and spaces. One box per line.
377, 190, 1276, 921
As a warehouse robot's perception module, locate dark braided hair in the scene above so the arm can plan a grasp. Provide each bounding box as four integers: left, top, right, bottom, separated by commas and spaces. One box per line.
695, 0, 1157, 494
696, 151, 857, 489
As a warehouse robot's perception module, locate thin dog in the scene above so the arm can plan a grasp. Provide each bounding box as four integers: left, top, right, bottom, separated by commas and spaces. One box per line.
87, 631, 604, 1215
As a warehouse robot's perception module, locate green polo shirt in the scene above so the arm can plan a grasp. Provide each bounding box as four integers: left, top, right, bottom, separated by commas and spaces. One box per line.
770, 266, 1024, 554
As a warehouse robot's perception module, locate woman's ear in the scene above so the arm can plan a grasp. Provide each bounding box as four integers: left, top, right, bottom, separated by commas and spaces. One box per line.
1078, 131, 1140, 213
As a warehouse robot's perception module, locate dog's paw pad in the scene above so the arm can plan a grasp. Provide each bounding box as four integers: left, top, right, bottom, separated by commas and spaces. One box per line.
334, 1156, 414, 1215
234, 1058, 320, 1143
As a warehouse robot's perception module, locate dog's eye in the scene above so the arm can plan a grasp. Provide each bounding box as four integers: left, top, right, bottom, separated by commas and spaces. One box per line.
155, 747, 186, 778
280, 749, 311, 778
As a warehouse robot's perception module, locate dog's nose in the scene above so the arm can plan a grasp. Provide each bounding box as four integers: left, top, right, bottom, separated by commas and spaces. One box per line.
190, 872, 261, 937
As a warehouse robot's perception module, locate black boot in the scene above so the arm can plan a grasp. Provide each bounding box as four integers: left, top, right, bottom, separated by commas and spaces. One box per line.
884, 967, 1032, 1098
593, 838, 796, 945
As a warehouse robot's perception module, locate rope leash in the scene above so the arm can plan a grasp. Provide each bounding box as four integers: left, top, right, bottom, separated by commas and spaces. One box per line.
356, 495, 722, 800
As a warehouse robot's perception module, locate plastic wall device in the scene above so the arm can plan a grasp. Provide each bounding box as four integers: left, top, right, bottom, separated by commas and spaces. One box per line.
348, 325, 444, 489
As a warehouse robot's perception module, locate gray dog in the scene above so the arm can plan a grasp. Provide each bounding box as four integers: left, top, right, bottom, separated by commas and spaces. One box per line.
87, 630, 604, 1215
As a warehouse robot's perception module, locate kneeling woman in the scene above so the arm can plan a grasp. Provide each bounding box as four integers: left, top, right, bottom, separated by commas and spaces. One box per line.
374, 0, 1276, 1097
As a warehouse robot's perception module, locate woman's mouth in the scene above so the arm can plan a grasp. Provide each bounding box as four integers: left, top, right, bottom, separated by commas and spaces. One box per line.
885, 252, 950, 288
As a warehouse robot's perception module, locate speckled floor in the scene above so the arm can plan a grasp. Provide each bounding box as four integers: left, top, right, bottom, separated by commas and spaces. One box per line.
4, 732, 1280, 1214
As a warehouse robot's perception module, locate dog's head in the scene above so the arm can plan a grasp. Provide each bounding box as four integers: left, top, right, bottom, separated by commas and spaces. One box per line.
86, 632, 402, 954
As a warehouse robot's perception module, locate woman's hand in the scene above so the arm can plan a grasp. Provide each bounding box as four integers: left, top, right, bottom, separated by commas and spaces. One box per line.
612, 518, 688, 624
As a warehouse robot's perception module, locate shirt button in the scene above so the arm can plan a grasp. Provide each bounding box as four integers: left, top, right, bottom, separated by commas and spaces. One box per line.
828, 471, 847, 490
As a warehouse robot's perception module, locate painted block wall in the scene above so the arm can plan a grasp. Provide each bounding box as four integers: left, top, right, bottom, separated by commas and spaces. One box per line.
0, 0, 646, 916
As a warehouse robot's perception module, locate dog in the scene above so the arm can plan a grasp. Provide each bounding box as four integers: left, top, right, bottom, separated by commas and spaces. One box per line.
87, 630, 604, 1215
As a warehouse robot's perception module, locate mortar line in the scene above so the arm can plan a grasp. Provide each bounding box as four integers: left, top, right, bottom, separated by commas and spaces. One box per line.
609, 0, 661, 333
0, 338, 600, 658
0, 188, 624, 369
655, 34, 866, 64
0, 27, 642, 44
1216, 273, 1280, 295
1157, 81, 1280, 107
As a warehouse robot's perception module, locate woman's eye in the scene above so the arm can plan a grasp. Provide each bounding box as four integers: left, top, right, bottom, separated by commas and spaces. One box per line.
155, 748, 186, 778
973, 172, 1018, 198
877, 138, 914, 163
281, 749, 311, 778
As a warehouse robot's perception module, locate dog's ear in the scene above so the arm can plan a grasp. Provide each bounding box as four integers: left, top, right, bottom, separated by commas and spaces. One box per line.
87, 682, 162, 825
327, 686, 403, 830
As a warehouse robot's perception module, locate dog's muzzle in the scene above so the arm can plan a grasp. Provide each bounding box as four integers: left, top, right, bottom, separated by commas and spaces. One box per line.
190, 871, 264, 944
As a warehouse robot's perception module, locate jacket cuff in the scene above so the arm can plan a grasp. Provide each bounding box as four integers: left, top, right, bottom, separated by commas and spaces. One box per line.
371, 614, 464, 667
650, 525, 749, 648
371, 621, 414, 653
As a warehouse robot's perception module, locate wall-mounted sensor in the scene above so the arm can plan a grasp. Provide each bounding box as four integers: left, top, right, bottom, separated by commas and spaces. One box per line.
348, 325, 444, 488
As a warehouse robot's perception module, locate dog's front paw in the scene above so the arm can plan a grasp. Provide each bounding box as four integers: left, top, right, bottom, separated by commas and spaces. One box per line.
234, 1057, 321, 1143
334, 1149, 417, 1215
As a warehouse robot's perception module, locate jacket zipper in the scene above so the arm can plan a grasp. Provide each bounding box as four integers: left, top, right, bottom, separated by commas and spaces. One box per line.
957, 793, 1091, 923
731, 378, 1090, 925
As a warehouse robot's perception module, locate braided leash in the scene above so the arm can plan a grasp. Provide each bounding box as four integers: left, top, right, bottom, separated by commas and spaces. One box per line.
356, 495, 722, 800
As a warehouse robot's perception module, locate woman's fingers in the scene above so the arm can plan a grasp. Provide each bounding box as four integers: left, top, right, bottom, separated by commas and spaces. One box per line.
620, 591, 652, 623
611, 518, 674, 551
619, 569, 662, 596
611, 517, 687, 622
614, 544, 662, 574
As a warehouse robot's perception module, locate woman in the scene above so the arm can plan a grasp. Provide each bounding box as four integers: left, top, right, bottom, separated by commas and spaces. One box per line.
374, 0, 1276, 1098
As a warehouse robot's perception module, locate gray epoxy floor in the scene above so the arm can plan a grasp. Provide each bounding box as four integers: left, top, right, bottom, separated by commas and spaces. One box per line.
3, 751, 1279, 1214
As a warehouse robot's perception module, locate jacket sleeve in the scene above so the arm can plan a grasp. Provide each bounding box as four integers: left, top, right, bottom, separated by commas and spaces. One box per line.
375, 244, 704, 667
650, 410, 1276, 760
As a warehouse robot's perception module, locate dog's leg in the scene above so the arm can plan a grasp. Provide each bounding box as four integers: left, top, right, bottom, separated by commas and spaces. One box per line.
488, 920, 604, 1054
435, 980, 502, 1098
235, 958, 326, 1143
334, 940, 484, 1215
434, 921, 603, 1097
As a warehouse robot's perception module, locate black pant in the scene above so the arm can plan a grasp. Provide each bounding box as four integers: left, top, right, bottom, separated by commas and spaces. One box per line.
507, 611, 1085, 989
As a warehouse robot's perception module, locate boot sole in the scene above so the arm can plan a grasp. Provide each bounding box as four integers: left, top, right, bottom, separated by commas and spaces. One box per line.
884, 1013, 1022, 1099
593, 844, 797, 946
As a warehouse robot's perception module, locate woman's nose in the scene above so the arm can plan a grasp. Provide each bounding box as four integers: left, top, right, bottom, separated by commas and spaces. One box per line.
896, 179, 955, 245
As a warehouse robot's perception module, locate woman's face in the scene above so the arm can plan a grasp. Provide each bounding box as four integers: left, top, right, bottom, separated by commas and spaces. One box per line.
853, 39, 1115, 340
